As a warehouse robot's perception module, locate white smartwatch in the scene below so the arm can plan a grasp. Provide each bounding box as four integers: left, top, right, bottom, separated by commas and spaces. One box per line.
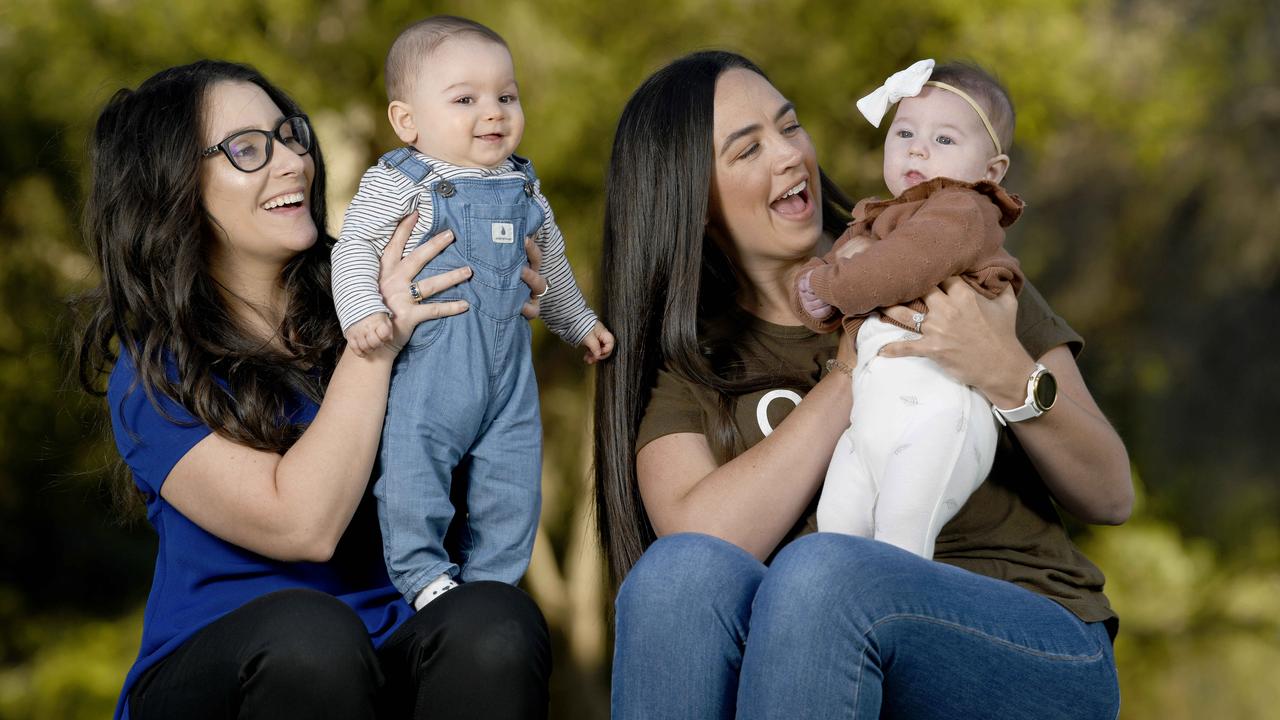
991, 363, 1057, 426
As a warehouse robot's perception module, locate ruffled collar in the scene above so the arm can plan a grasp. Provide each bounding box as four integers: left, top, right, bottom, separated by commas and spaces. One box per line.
853, 177, 1024, 228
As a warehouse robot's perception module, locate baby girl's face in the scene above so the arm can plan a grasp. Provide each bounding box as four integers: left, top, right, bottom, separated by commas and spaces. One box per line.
400, 36, 524, 168
882, 86, 1003, 197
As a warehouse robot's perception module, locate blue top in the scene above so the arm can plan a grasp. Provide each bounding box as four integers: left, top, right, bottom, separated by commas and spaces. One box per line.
107, 350, 412, 720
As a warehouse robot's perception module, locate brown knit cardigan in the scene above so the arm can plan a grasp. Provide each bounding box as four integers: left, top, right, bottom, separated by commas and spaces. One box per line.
792, 177, 1026, 336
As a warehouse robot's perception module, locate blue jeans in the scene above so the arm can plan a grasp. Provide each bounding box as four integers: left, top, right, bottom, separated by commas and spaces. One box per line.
375, 149, 543, 601
612, 533, 1119, 719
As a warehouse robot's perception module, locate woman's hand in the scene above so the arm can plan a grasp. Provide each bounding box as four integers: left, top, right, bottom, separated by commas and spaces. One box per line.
376, 212, 473, 356
879, 278, 1032, 405
520, 236, 548, 320
880, 278, 1132, 525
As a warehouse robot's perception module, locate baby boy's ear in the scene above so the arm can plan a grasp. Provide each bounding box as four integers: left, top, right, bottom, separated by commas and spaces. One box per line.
388, 101, 419, 145
985, 154, 1010, 185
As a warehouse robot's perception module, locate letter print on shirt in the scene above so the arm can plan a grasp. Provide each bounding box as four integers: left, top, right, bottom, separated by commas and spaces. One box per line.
756, 389, 803, 437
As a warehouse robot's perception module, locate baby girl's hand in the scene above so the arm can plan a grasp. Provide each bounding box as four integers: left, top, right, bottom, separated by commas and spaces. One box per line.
581, 321, 616, 364
345, 313, 394, 358
798, 270, 835, 320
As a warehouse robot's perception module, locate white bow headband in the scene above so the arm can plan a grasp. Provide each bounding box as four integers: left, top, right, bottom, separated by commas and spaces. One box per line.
855, 58, 1004, 156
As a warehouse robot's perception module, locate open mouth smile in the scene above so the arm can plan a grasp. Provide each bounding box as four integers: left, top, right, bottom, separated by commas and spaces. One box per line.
770, 179, 812, 218
261, 191, 305, 212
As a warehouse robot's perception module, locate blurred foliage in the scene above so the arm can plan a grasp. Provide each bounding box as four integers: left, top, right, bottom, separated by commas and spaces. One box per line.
1, 0, 1276, 717
1082, 478, 1280, 718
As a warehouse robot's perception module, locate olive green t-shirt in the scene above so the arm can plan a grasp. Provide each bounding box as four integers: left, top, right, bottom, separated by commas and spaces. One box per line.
636, 283, 1117, 632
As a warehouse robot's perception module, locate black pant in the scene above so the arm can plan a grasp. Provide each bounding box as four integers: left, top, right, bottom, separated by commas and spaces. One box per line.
127, 582, 551, 719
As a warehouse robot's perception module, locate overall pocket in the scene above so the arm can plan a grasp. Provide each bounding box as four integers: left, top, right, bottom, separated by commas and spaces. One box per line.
463, 203, 529, 280
403, 265, 467, 352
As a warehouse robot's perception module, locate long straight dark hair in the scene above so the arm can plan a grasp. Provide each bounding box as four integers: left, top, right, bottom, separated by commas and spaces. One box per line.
73, 60, 342, 515
593, 51, 853, 586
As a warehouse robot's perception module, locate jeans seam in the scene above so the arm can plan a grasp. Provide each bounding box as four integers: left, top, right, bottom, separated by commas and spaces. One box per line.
850, 645, 866, 719
864, 613, 1107, 662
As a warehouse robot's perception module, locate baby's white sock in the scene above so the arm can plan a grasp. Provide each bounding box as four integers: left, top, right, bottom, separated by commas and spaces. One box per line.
413, 573, 458, 610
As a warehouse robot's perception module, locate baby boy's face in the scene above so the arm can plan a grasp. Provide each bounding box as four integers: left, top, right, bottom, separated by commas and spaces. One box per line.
882, 86, 1001, 197
401, 36, 524, 168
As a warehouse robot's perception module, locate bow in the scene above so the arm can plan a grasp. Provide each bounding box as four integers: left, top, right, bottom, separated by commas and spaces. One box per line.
855, 58, 935, 127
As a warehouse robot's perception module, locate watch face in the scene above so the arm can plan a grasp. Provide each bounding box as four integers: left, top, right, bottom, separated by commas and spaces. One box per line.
1034, 371, 1058, 411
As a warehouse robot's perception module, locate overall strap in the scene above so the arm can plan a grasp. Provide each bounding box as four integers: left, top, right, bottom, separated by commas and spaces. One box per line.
379, 147, 438, 184
508, 154, 539, 185
504, 155, 538, 199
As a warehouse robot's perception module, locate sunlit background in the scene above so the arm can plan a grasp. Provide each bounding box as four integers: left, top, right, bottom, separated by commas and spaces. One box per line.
2, 0, 1278, 717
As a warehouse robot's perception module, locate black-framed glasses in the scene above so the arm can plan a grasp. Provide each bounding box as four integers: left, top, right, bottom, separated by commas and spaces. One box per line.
201, 115, 313, 173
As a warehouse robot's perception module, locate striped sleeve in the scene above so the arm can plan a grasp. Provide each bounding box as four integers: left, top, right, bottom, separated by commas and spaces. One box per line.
530, 184, 598, 346
331, 164, 434, 334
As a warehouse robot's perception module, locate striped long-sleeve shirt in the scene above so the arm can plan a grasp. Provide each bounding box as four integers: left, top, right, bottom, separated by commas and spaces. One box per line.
332, 151, 598, 346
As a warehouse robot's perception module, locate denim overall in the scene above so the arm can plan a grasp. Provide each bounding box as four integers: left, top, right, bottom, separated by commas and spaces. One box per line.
374, 148, 543, 602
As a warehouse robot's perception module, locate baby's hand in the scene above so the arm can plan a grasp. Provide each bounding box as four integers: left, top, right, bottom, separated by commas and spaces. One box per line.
797, 270, 835, 320
345, 313, 394, 357
580, 321, 615, 364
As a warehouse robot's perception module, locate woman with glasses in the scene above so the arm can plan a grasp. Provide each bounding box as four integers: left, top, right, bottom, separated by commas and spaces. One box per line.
74, 60, 551, 720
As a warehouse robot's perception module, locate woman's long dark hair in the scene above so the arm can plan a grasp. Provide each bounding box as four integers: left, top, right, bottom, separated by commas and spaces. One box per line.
593, 51, 854, 586
73, 60, 342, 515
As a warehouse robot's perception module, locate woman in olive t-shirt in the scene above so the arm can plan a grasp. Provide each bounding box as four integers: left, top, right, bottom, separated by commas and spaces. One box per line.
594, 51, 1133, 719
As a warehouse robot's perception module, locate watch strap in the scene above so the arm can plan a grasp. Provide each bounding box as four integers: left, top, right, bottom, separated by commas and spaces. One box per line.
991, 363, 1050, 426
992, 401, 1041, 425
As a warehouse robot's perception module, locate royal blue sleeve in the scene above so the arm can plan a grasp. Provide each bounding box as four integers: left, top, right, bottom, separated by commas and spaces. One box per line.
107, 350, 213, 497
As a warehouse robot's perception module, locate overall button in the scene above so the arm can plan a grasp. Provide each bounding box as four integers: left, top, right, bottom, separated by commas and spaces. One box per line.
436, 180, 457, 198
523, 181, 535, 197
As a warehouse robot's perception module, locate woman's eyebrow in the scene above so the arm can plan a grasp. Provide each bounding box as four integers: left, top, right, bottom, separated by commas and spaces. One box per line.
719, 102, 797, 157
214, 118, 286, 139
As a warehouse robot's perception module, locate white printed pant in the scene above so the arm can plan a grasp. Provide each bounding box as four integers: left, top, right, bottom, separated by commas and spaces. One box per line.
816, 316, 998, 558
